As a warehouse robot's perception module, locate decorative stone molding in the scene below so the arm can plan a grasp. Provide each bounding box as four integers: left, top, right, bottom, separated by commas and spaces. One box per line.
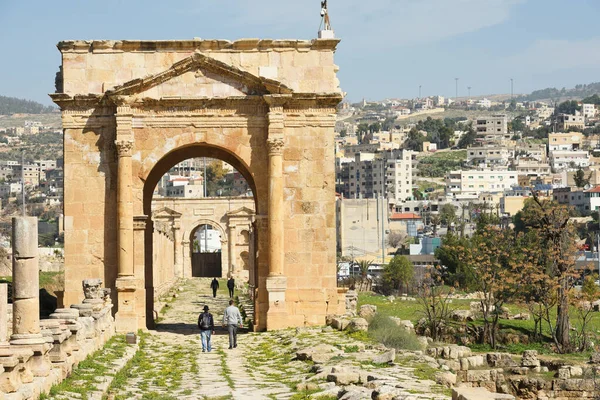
57, 38, 341, 54
133, 216, 149, 231
114, 140, 134, 157
267, 138, 285, 155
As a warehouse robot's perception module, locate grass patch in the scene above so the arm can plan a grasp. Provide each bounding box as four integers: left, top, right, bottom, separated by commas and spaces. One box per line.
217, 348, 235, 389
367, 314, 423, 351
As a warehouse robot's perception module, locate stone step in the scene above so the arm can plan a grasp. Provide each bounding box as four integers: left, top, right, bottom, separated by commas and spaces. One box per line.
452, 387, 515, 400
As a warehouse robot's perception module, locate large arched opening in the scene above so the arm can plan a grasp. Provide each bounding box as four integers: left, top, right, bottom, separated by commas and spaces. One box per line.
143, 144, 258, 328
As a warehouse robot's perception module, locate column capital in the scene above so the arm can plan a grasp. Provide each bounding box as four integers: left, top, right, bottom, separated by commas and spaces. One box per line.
267, 137, 285, 156
133, 215, 149, 231
115, 139, 134, 157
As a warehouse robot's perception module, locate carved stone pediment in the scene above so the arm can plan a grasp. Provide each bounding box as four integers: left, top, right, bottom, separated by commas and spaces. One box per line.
226, 206, 256, 218
105, 52, 293, 100
152, 207, 182, 220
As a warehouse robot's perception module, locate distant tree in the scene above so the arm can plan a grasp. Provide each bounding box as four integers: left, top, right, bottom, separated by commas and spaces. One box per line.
574, 167, 591, 188
382, 117, 397, 131
435, 233, 473, 288
368, 122, 381, 133
403, 127, 426, 152
439, 204, 457, 226
339, 129, 347, 137
387, 230, 407, 248
430, 214, 441, 236
357, 259, 373, 291
457, 127, 476, 149
556, 100, 581, 115
582, 94, 600, 105
383, 255, 415, 294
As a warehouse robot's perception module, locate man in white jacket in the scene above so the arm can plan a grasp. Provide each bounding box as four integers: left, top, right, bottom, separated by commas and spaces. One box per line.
222, 299, 243, 349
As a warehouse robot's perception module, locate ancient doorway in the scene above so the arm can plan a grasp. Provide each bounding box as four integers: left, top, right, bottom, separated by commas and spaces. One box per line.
190, 223, 222, 277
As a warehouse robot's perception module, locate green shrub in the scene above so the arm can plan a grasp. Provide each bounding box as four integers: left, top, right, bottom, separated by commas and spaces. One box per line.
368, 313, 422, 351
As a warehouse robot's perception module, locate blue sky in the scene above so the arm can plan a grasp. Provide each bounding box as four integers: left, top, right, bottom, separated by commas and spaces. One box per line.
1, 0, 599, 105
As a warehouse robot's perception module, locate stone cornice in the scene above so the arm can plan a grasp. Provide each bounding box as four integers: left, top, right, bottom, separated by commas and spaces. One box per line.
57, 38, 341, 54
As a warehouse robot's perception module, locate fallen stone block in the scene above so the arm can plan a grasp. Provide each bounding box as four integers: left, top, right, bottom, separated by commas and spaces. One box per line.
346, 318, 369, 333
331, 317, 350, 331
358, 304, 377, 319
339, 385, 374, 400
370, 349, 395, 365
327, 372, 360, 386
521, 350, 540, 368
452, 386, 515, 400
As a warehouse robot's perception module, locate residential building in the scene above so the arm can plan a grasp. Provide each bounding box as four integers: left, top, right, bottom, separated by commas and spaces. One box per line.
432, 96, 445, 107
584, 186, 600, 213
500, 195, 528, 216
336, 198, 389, 257
467, 145, 512, 166
165, 178, 205, 198
512, 158, 551, 177
582, 104, 597, 119
344, 149, 413, 201
550, 150, 590, 171
0, 182, 22, 196
515, 142, 547, 162
536, 105, 554, 120
445, 169, 518, 196
474, 114, 509, 140
548, 132, 584, 151
556, 114, 585, 131
477, 98, 492, 108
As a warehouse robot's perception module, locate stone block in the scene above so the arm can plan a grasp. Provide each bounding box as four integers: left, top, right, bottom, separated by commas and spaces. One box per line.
12, 218, 38, 259
521, 350, 540, 368
326, 372, 360, 386
452, 387, 515, 400
370, 349, 395, 365
346, 318, 368, 333
358, 304, 377, 319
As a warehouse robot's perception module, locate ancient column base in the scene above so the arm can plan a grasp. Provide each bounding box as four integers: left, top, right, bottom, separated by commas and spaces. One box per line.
115, 277, 143, 333
9, 334, 53, 378
265, 276, 288, 331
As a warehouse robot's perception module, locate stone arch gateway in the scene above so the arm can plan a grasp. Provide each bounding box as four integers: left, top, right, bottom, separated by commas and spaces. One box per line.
51, 38, 345, 331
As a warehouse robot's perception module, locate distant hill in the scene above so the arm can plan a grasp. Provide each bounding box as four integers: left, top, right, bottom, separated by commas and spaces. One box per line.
0, 96, 55, 115
517, 82, 600, 102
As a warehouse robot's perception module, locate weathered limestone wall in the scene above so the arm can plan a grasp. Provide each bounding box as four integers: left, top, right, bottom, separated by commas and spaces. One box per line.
59, 39, 340, 96
63, 121, 118, 307
152, 220, 176, 299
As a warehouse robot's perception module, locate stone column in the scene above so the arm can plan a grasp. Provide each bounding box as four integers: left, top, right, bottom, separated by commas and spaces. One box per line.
10, 217, 52, 376
228, 223, 236, 277
267, 135, 285, 277
115, 137, 134, 278
182, 240, 191, 278
265, 102, 289, 330
133, 215, 148, 330
173, 222, 182, 279
114, 107, 140, 332
0, 283, 8, 346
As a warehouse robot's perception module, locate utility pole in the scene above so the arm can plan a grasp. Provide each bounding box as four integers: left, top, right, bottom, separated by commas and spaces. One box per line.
380, 161, 385, 266
455, 78, 459, 102
510, 78, 514, 100
419, 85, 422, 99
21, 152, 25, 216
467, 86, 471, 100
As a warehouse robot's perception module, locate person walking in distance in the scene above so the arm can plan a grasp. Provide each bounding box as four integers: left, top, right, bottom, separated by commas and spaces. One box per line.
222, 299, 243, 349
198, 305, 215, 352
227, 276, 235, 298
210, 277, 219, 298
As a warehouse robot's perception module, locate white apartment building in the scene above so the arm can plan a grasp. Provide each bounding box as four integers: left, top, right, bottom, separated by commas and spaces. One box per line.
345, 149, 413, 201
166, 179, 205, 198
583, 103, 597, 119
536, 105, 555, 120
550, 150, 590, 170
474, 114, 509, 140
512, 158, 551, 177
549, 132, 584, 151
477, 98, 492, 108
515, 143, 547, 162
0, 182, 22, 196
467, 145, 513, 166
445, 170, 518, 196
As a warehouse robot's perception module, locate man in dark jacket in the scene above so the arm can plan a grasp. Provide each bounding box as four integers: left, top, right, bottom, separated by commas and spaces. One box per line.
210, 278, 219, 298
198, 305, 215, 352
227, 277, 235, 298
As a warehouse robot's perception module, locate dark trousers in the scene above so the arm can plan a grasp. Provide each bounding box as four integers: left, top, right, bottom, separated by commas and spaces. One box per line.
227, 324, 238, 348
212, 288, 217, 298
228, 287, 234, 298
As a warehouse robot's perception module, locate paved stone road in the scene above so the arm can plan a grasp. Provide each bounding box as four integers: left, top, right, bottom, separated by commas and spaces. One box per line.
106, 278, 296, 400
49, 278, 450, 399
